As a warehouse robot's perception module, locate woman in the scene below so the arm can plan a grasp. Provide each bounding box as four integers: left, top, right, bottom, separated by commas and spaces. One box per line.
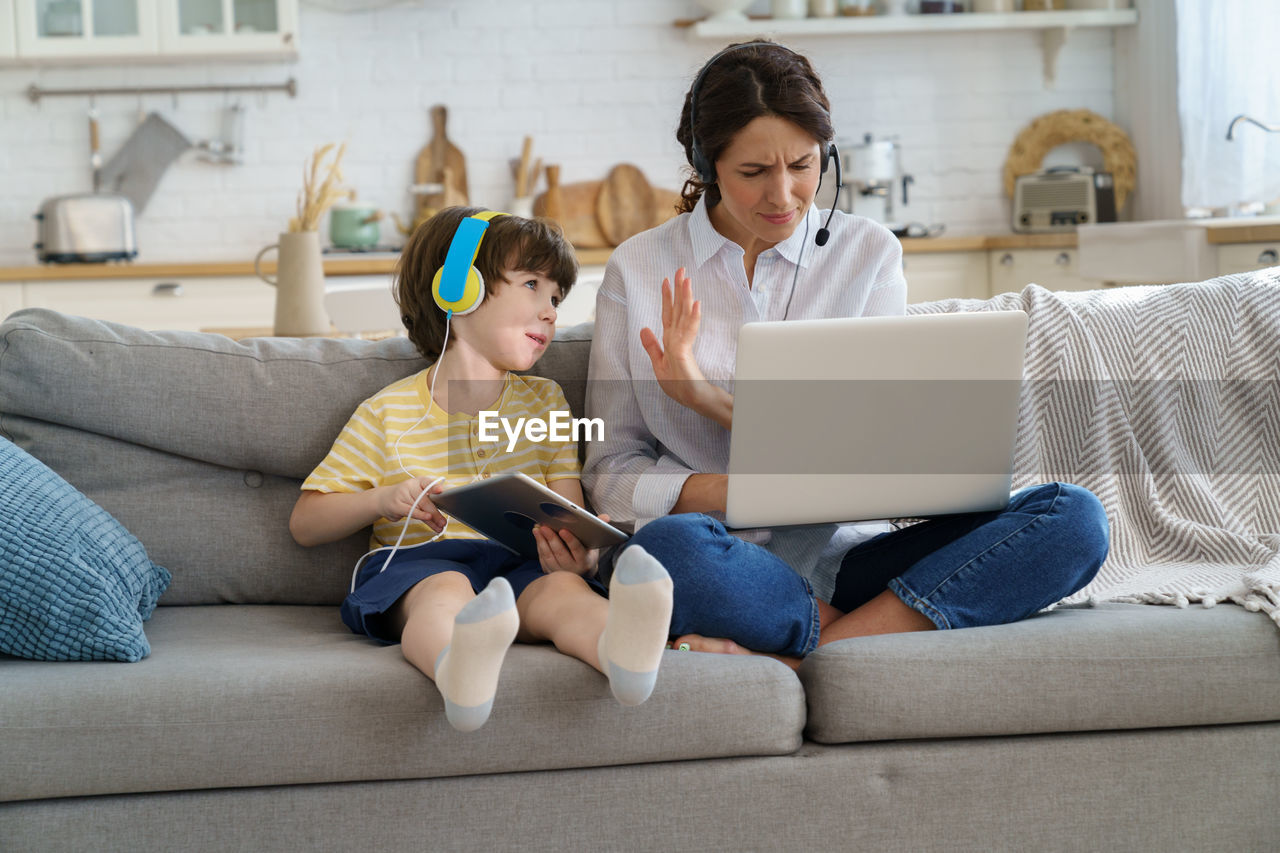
583, 40, 1108, 666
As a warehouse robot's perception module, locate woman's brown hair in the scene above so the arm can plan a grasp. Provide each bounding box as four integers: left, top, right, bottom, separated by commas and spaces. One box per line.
675, 40, 834, 214
394, 206, 578, 361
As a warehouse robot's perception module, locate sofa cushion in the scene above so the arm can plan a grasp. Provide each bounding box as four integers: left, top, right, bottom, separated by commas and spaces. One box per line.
801, 602, 1280, 744
0, 437, 170, 661
0, 309, 427, 480
0, 418, 367, 606
0, 310, 593, 606
0, 605, 806, 802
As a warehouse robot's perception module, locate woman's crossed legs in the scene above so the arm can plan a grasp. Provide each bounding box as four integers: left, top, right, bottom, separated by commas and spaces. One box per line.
625, 482, 1109, 668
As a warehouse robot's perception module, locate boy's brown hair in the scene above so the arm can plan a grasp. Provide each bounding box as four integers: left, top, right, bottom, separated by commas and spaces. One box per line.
395, 206, 578, 360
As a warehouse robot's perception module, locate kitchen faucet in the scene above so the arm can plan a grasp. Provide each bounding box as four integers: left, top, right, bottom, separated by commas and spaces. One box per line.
1226, 114, 1280, 140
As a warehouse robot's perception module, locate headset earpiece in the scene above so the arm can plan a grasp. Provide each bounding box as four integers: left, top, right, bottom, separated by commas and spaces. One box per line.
432, 211, 507, 316
689, 42, 836, 192
691, 138, 716, 185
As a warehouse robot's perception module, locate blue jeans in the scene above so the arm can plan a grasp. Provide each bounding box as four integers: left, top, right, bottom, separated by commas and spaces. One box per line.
624, 482, 1109, 657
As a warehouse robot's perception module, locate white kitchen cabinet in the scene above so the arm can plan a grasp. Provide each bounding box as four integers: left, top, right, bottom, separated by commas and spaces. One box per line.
23, 276, 276, 330
1216, 242, 1280, 277
0, 1, 17, 57
157, 0, 297, 58
8, 0, 296, 61
0, 283, 23, 322
901, 251, 990, 304
13, 0, 158, 58
988, 248, 1097, 296
556, 264, 603, 327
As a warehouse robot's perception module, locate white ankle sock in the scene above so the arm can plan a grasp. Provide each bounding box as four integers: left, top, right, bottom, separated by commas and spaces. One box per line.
434, 576, 519, 732
597, 545, 674, 706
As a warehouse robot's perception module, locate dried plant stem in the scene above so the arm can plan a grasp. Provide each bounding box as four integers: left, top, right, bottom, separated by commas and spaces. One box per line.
290, 142, 351, 232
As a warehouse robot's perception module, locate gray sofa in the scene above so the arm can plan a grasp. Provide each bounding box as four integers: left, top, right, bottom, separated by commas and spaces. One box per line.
1, 298, 1278, 853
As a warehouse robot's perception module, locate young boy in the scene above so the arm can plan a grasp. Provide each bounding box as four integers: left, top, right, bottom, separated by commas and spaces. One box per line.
290, 206, 672, 732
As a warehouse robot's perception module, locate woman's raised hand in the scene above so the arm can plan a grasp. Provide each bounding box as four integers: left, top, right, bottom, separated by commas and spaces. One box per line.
639, 268, 733, 429
640, 269, 713, 408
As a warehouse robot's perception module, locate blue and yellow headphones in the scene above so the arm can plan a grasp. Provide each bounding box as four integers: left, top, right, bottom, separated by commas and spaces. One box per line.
432, 210, 508, 316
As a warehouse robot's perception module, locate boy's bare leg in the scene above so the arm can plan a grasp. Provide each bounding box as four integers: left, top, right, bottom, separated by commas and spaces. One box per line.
389, 571, 520, 731
516, 571, 608, 668
387, 571, 476, 678
518, 547, 673, 705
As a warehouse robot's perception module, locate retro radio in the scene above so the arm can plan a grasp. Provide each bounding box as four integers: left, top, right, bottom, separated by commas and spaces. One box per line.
1012, 167, 1116, 233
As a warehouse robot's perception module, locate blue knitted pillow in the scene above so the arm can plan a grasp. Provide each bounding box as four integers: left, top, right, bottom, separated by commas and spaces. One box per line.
0, 438, 170, 661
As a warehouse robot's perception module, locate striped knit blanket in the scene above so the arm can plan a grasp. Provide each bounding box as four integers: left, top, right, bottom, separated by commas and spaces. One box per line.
910, 270, 1280, 627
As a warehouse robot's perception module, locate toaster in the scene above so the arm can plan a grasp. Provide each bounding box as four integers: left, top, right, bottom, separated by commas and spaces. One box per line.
1012, 167, 1116, 233
34, 194, 137, 263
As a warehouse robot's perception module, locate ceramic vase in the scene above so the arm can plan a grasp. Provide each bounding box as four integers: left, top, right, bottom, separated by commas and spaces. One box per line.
255, 230, 330, 337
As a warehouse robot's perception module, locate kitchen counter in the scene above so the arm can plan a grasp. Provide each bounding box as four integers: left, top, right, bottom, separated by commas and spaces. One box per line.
3, 223, 1277, 283
1204, 220, 1280, 245
0, 257, 401, 283
0, 249, 616, 283
900, 234, 1078, 253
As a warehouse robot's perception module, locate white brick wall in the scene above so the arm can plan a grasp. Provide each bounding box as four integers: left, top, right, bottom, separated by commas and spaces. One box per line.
0, 0, 1117, 266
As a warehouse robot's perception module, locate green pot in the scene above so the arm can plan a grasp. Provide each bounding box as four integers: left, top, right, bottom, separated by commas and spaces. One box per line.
329, 205, 382, 248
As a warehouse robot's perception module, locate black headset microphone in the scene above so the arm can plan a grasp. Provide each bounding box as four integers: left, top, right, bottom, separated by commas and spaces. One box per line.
688, 42, 844, 249
814, 142, 842, 247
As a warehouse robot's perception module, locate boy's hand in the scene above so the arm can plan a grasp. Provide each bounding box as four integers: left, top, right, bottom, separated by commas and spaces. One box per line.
534, 514, 610, 577
377, 477, 447, 532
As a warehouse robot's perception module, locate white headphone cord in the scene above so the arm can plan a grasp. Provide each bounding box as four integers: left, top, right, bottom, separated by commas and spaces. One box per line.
350, 316, 511, 593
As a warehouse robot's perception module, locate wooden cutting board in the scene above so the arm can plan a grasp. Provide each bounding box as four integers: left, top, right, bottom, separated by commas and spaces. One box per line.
534, 167, 683, 249
651, 187, 683, 224
534, 173, 610, 249
596, 164, 655, 246
413, 105, 468, 217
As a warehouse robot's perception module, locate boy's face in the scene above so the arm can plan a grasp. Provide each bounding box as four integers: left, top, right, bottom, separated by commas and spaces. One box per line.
454, 270, 562, 371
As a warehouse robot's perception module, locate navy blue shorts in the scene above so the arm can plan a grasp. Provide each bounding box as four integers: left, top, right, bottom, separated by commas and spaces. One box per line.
340, 538, 607, 643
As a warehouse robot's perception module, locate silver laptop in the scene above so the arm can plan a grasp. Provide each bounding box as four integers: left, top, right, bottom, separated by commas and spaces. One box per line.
725, 311, 1028, 528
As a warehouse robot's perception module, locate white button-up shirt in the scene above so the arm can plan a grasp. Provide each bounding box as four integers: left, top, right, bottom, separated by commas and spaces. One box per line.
583, 195, 907, 597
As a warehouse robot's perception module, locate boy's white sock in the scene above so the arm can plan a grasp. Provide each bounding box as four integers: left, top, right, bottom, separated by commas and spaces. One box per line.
597, 546, 674, 706
434, 576, 519, 732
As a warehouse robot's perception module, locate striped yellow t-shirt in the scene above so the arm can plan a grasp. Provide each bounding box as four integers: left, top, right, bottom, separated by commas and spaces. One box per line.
302, 369, 580, 549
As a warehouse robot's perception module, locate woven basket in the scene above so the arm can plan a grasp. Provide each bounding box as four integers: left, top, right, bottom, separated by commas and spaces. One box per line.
1003, 109, 1137, 210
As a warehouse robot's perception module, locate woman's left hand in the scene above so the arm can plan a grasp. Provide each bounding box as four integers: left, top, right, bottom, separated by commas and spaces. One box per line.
534, 514, 610, 577
640, 268, 732, 429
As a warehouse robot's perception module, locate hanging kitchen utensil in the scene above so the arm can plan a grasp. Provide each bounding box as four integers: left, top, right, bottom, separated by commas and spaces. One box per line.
596, 164, 655, 246
98, 113, 192, 214
412, 105, 467, 218
195, 102, 246, 165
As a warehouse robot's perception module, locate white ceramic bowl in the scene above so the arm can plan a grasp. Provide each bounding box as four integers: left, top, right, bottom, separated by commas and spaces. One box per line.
695, 0, 754, 22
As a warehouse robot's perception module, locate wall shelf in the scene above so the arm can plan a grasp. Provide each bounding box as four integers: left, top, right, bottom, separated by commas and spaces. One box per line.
678, 9, 1139, 86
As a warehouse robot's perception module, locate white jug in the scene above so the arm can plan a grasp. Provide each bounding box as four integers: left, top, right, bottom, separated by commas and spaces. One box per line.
255, 231, 330, 337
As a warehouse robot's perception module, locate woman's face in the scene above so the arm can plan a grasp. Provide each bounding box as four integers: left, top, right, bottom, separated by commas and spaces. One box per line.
708, 115, 823, 251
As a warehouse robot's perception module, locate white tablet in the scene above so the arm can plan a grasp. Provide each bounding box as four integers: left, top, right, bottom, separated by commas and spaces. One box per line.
431, 472, 628, 560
